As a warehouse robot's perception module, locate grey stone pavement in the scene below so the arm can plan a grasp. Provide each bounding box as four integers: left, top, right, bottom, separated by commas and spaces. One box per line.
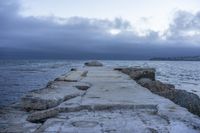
1, 66, 200, 133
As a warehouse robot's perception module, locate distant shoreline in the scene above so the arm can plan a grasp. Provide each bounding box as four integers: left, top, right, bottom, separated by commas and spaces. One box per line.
0, 58, 200, 61
150, 56, 200, 61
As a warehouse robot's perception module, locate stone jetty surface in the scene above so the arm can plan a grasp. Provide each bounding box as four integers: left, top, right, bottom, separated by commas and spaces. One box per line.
1, 61, 200, 133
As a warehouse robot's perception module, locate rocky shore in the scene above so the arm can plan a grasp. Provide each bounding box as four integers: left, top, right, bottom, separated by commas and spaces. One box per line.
1, 61, 200, 133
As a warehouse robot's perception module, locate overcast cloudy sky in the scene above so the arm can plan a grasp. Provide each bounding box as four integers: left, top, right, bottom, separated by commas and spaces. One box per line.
0, 0, 200, 59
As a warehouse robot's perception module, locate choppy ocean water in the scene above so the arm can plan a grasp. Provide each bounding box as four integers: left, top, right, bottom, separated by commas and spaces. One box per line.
0, 60, 200, 107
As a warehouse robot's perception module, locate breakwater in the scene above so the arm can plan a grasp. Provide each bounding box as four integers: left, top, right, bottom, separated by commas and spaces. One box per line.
1, 61, 200, 133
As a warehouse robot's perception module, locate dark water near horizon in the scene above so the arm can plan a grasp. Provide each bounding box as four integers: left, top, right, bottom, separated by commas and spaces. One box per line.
0, 60, 200, 107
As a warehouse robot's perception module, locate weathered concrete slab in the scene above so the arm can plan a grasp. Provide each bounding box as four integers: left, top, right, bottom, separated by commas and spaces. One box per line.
55, 70, 88, 82
21, 81, 85, 110
1, 64, 200, 133
27, 107, 60, 123
80, 67, 168, 106
35, 67, 200, 132
35, 110, 164, 133
117, 67, 200, 117
0, 107, 41, 133
36, 109, 199, 133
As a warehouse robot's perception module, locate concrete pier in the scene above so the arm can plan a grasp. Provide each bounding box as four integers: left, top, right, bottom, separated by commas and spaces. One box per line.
1, 62, 200, 133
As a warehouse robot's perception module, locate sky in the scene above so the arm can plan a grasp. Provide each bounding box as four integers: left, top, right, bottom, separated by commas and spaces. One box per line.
0, 0, 200, 59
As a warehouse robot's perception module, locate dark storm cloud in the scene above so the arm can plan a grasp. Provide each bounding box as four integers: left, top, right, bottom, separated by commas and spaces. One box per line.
0, 0, 200, 59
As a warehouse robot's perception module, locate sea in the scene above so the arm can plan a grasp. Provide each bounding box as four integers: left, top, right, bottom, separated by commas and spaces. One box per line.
0, 60, 200, 107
